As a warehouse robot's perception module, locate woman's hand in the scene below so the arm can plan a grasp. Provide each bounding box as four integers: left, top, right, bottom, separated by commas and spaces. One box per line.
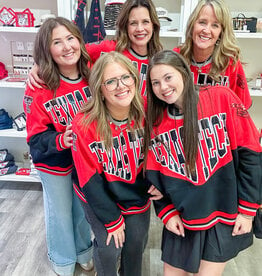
27, 64, 45, 90
165, 215, 185, 237
106, 223, 125, 248
63, 124, 73, 148
232, 213, 253, 236
148, 185, 163, 200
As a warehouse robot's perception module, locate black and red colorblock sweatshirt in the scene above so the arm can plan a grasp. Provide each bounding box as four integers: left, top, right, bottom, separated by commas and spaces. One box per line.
71, 114, 151, 233
146, 86, 262, 230
23, 76, 91, 175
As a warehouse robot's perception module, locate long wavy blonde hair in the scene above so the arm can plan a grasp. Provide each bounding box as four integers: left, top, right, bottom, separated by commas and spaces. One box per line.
180, 0, 240, 81
80, 52, 144, 149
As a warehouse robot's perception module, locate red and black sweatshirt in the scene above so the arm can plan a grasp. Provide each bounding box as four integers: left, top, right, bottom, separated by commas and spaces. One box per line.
71, 114, 151, 233
23, 76, 91, 175
146, 86, 262, 231
173, 47, 252, 109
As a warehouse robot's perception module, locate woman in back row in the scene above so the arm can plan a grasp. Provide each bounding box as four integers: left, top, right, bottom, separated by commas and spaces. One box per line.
174, 0, 252, 109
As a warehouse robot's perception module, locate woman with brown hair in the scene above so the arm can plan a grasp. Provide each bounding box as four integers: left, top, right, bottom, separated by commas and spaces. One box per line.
23, 17, 93, 276
144, 50, 261, 276
28, 0, 163, 96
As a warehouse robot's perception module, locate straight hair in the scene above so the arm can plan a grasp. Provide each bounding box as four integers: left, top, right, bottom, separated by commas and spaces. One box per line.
144, 50, 199, 174
115, 0, 163, 58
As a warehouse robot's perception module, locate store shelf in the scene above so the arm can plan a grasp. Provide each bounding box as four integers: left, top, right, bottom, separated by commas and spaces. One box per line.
0, 172, 40, 182
0, 26, 38, 33
250, 88, 262, 97
0, 78, 26, 89
234, 32, 262, 39
0, 128, 26, 138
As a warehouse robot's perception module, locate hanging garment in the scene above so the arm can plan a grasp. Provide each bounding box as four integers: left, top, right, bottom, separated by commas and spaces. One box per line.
73, 0, 87, 34
84, 0, 106, 43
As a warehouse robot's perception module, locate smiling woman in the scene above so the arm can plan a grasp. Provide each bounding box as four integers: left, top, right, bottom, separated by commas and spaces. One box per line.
50, 25, 81, 78
144, 49, 262, 276
23, 17, 93, 276
71, 51, 162, 276
174, 0, 252, 110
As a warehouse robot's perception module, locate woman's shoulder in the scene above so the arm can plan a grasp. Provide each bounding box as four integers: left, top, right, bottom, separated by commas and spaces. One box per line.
199, 85, 242, 105
85, 39, 117, 51
24, 84, 52, 101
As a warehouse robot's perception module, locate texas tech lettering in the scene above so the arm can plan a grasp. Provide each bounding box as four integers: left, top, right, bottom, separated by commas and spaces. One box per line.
44, 87, 91, 125
150, 113, 229, 182
89, 130, 144, 181
132, 61, 148, 95
196, 73, 229, 87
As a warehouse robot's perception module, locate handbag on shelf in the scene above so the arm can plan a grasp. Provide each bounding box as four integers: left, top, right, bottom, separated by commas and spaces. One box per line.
232, 13, 257, 33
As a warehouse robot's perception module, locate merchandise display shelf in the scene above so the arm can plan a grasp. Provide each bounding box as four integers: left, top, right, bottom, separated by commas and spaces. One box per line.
0, 79, 26, 89
0, 172, 40, 182
0, 128, 26, 138
0, 26, 38, 33
250, 88, 262, 97
234, 32, 262, 39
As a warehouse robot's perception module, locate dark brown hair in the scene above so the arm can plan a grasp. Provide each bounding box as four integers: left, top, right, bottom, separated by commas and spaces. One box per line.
144, 50, 199, 174
115, 0, 163, 57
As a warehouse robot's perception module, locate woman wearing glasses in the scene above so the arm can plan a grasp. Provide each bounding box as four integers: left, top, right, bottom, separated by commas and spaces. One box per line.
71, 51, 161, 276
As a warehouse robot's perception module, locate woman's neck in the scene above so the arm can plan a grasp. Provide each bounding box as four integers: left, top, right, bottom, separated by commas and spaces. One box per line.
131, 45, 148, 56
108, 108, 130, 121
59, 66, 79, 80
192, 47, 213, 63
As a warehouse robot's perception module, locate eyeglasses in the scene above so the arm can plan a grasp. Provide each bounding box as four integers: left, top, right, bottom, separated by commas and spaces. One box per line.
102, 74, 135, 91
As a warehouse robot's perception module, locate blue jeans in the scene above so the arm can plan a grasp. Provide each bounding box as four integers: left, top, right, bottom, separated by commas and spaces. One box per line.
38, 171, 93, 276
81, 201, 150, 276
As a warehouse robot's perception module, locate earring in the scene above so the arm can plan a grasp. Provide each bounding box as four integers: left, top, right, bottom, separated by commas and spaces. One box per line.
101, 95, 104, 101
215, 39, 220, 46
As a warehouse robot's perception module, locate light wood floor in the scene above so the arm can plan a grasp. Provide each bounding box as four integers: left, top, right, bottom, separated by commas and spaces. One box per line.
1, 181, 262, 276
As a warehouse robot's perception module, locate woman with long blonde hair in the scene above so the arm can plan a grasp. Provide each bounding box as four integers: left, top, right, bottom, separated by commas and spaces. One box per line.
71, 51, 161, 276
174, 0, 252, 109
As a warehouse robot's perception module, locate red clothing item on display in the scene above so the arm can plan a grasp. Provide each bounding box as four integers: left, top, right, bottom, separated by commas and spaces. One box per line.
23, 76, 91, 175
86, 40, 148, 96
146, 86, 261, 230
173, 47, 252, 109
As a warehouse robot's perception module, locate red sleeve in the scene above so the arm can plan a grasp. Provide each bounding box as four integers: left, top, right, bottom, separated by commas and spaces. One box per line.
85, 40, 117, 63
212, 87, 261, 215
226, 60, 252, 109
23, 86, 69, 151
